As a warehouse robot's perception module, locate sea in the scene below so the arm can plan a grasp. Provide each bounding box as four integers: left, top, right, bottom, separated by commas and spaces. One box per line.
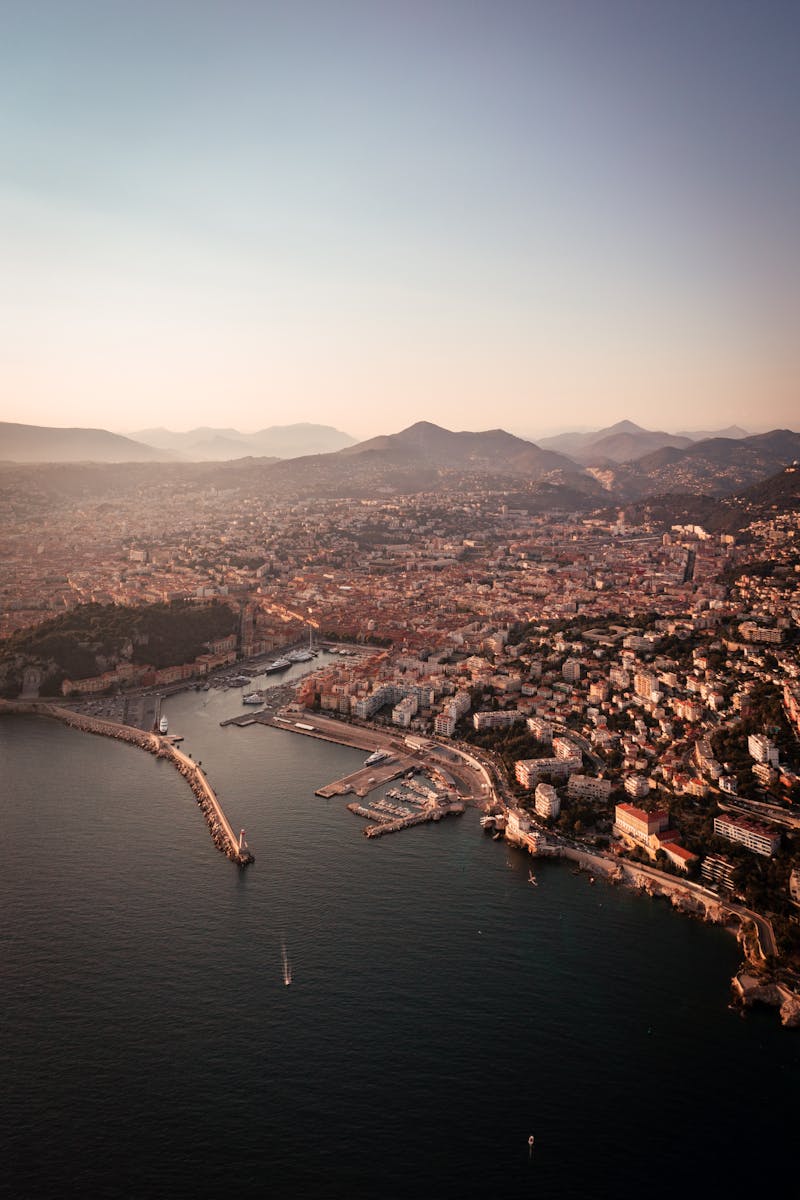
1, 671, 797, 1199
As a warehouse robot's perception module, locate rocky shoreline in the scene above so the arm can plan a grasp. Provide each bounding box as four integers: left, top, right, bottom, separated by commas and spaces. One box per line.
554, 843, 800, 1027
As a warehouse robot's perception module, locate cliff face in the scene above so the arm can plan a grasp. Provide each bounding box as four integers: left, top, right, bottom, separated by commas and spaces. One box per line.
621, 865, 732, 926
733, 973, 800, 1028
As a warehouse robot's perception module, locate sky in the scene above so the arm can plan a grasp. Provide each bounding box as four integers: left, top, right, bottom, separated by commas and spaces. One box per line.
1, 0, 798, 441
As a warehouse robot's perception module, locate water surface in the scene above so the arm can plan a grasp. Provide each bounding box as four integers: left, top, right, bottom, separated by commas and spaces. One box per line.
1, 691, 796, 1198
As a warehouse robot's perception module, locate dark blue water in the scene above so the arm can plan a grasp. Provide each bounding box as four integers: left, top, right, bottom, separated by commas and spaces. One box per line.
1, 686, 797, 1199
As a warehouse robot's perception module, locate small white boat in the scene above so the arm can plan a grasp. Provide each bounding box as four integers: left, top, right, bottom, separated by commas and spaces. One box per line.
281, 940, 292, 986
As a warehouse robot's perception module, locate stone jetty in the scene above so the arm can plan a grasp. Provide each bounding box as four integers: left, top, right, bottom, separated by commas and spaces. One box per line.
1, 699, 253, 866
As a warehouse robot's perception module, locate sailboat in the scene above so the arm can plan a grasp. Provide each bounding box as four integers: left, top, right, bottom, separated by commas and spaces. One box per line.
281, 940, 292, 986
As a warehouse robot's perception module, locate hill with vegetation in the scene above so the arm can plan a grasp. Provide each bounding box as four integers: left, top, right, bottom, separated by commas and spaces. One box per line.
0, 599, 238, 696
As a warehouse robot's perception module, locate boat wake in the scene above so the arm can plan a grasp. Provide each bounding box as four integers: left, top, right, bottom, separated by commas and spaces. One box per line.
281, 939, 292, 986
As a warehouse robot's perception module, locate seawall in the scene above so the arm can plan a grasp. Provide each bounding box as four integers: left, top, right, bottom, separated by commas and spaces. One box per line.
0, 699, 253, 866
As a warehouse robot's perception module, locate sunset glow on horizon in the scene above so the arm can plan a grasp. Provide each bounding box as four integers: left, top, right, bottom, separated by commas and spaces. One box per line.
1, 0, 798, 440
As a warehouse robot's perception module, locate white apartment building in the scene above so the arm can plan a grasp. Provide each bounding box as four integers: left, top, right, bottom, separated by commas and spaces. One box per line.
562, 658, 582, 683
434, 710, 457, 737
473, 709, 523, 731
713, 814, 781, 857
515, 755, 582, 787
553, 736, 580, 761
567, 775, 613, 801
392, 696, 418, 727
527, 716, 553, 743
748, 734, 779, 766
534, 782, 560, 820
624, 775, 650, 799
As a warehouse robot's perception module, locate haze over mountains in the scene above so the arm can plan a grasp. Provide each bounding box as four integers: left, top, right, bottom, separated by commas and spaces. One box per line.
2, 417, 799, 511
538, 419, 749, 464
0, 422, 172, 463
339, 421, 578, 475
130, 423, 357, 461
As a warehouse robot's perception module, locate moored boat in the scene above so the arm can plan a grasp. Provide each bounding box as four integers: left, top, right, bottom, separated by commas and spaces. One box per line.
264, 657, 292, 674
364, 748, 392, 766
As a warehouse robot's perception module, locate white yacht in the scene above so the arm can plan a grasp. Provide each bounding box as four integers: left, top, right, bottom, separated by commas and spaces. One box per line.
364, 748, 392, 767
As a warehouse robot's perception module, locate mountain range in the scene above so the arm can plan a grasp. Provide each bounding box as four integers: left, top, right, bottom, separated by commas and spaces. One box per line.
597, 429, 800, 499
538, 419, 749, 464
339, 421, 578, 475
2, 418, 799, 511
0, 422, 172, 463
130, 423, 357, 461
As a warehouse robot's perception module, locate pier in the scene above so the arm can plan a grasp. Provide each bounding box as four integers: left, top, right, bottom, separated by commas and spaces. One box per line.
166, 742, 253, 864
0, 699, 253, 866
345, 801, 464, 837
315, 758, 408, 798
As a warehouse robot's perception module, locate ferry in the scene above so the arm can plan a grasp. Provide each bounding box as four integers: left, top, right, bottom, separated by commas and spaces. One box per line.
364, 748, 393, 767
242, 692, 264, 705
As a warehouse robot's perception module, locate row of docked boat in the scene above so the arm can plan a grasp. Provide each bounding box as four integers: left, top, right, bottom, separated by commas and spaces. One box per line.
263, 648, 318, 675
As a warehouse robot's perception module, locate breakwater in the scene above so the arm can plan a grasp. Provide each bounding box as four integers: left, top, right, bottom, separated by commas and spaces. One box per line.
0, 699, 253, 866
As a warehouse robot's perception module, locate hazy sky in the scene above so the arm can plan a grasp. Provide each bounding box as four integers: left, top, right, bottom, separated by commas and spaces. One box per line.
1, 0, 798, 440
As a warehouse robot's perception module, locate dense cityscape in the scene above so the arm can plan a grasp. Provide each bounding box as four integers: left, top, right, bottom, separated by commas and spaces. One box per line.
3, 433, 799, 1021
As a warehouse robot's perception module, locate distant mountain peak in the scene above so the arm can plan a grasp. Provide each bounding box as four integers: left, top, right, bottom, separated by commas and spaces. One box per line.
603, 419, 646, 435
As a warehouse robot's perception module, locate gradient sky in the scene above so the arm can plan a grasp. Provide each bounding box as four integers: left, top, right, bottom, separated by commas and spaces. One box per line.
1, 0, 798, 439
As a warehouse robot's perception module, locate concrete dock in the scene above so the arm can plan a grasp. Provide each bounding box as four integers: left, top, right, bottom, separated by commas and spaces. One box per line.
315, 758, 409, 798
347, 801, 464, 838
